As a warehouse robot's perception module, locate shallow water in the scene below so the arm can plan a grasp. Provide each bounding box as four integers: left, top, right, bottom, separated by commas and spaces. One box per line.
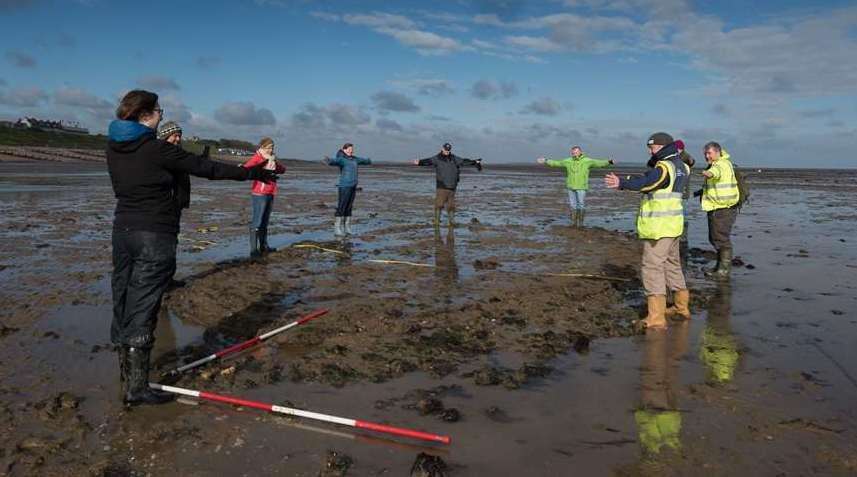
1, 163, 856, 475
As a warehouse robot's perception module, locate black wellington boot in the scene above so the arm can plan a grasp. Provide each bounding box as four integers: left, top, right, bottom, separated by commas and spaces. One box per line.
118, 345, 128, 382
123, 346, 174, 406
250, 228, 262, 259
260, 228, 277, 254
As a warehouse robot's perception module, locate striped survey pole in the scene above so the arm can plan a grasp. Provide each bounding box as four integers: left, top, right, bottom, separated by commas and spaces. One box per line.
163, 308, 329, 377
150, 383, 451, 445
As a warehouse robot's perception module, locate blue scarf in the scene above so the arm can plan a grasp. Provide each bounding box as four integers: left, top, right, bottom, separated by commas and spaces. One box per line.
108, 120, 154, 142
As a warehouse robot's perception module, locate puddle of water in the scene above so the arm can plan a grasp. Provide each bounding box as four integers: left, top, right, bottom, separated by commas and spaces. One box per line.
2, 164, 857, 474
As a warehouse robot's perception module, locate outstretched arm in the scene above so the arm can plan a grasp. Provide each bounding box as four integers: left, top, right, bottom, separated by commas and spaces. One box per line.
588, 157, 614, 168
241, 154, 265, 169
415, 156, 435, 166
324, 155, 343, 166
355, 156, 372, 165
160, 142, 249, 180
617, 162, 669, 192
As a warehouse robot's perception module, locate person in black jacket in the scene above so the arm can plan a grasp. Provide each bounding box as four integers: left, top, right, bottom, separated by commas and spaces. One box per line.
107, 90, 277, 406
412, 143, 482, 227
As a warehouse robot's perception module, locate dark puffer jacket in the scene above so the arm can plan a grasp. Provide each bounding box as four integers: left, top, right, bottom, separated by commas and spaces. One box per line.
417, 153, 481, 190
106, 120, 250, 234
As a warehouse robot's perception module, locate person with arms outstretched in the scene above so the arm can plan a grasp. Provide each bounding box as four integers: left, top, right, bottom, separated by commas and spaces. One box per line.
325, 142, 371, 236
537, 145, 614, 227
413, 142, 482, 227
604, 132, 691, 331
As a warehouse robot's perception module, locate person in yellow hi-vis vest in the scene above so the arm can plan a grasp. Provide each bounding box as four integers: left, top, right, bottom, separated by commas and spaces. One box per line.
699, 141, 740, 279
605, 132, 691, 330
635, 322, 688, 458
701, 284, 740, 385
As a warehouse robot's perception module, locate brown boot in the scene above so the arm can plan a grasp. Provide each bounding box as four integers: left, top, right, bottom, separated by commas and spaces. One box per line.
665, 289, 691, 321
643, 295, 668, 330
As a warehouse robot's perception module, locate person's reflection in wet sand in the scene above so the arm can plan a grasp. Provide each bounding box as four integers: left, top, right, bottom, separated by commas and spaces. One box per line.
700, 284, 739, 386
635, 322, 689, 459
433, 226, 458, 285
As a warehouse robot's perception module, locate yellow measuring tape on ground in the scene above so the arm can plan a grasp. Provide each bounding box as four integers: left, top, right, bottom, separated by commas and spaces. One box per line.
541, 272, 631, 282
367, 259, 434, 268
292, 244, 350, 256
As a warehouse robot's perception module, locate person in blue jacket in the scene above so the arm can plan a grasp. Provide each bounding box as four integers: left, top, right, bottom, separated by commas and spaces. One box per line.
325, 143, 371, 236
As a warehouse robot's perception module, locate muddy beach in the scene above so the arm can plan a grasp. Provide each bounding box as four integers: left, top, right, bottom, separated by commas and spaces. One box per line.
1, 156, 856, 475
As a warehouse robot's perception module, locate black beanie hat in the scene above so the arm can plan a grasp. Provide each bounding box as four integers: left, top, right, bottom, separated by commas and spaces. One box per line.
646, 132, 673, 146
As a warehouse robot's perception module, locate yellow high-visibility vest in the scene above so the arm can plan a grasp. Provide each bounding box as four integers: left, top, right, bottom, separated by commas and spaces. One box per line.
637, 160, 685, 240
700, 326, 739, 384
702, 155, 740, 211
635, 409, 682, 455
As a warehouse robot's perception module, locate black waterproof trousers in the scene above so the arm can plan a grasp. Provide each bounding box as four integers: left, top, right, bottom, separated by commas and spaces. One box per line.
111, 229, 177, 348
336, 186, 357, 217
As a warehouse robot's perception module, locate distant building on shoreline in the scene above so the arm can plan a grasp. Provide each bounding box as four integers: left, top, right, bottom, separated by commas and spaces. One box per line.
13, 117, 90, 135
216, 147, 254, 156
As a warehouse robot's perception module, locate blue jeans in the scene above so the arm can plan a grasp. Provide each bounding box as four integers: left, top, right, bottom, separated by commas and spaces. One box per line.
251, 194, 274, 230
567, 189, 586, 210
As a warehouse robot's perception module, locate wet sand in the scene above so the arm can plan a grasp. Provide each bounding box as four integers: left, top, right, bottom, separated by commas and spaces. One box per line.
0, 156, 855, 475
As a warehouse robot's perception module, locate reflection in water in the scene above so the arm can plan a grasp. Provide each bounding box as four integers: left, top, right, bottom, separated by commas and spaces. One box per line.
433, 226, 458, 283
635, 324, 689, 457
700, 284, 740, 385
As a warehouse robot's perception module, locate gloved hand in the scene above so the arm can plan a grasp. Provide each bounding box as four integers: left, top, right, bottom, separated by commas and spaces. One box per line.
247, 163, 278, 183
476, 158, 483, 171
693, 189, 703, 197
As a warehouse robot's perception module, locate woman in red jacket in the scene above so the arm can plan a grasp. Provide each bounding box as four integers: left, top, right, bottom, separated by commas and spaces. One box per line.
242, 137, 286, 257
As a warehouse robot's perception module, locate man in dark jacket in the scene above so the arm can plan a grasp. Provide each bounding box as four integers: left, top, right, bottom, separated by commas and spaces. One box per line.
413, 142, 482, 227
107, 90, 277, 406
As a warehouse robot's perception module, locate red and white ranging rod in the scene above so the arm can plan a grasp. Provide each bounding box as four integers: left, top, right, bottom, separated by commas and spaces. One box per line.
149, 383, 451, 445
163, 308, 329, 377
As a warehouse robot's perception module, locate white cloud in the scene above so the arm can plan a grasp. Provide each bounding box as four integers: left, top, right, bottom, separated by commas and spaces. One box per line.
470, 79, 518, 100
214, 101, 276, 126
52, 86, 114, 122
504, 35, 562, 52
159, 95, 192, 123
375, 27, 470, 55
672, 6, 857, 98
520, 97, 562, 116
390, 78, 456, 97
344, 12, 416, 30
290, 102, 372, 131
5, 50, 36, 68
371, 91, 420, 113
376, 118, 404, 132
136, 75, 181, 92
0, 86, 49, 107
314, 11, 471, 56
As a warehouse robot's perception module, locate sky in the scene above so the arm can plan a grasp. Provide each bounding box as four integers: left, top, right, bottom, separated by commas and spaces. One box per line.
1, 0, 855, 167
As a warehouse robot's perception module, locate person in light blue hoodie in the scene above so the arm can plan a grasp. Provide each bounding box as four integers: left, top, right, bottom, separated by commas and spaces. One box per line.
324, 142, 371, 236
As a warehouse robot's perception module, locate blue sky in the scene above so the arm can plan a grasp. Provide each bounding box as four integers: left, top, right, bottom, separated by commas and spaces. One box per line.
1, 0, 855, 167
